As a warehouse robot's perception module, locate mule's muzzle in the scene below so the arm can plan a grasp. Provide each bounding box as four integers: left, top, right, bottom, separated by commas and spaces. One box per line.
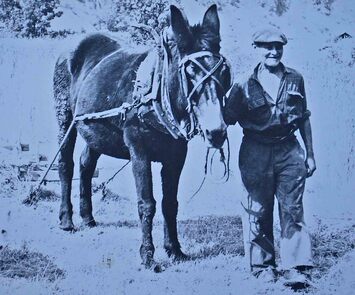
205, 128, 227, 148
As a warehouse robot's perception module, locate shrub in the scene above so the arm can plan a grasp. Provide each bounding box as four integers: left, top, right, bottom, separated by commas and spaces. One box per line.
0, 0, 63, 38
0, 0, 24, 34
107, 0, 181, 44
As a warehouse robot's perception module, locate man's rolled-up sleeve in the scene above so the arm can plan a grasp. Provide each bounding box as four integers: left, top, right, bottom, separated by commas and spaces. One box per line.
223, 83, 245, 125
299, 77, 311, 120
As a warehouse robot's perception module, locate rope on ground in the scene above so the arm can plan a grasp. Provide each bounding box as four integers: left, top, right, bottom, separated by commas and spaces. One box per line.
23, 102, 136, 206
93, 160, 131, 197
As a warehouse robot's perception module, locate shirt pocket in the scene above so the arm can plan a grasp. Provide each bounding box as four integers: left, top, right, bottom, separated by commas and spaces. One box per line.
284, 90, 305, 123
247, 93, 271, 125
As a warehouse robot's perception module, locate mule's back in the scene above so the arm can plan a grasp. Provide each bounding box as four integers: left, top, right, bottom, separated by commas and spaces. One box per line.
70, 34, 120, 84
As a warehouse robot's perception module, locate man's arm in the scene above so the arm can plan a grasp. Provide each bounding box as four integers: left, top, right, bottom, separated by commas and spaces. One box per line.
299, 117, 316, 177
223, 83, 246, 125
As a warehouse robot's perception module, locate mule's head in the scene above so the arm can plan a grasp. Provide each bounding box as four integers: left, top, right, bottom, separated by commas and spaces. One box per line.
169, 5, 232, 148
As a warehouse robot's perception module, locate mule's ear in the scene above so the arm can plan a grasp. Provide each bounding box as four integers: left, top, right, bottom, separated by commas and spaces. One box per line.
170, 5, 192, 52
202, 4, 220, 38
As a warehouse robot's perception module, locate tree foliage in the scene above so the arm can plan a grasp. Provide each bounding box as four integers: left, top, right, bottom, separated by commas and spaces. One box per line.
0, 0, 63, 38
106, 0, 180, 43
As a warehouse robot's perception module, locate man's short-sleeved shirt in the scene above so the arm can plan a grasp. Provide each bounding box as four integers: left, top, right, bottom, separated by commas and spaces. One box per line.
224, 63, 311, 140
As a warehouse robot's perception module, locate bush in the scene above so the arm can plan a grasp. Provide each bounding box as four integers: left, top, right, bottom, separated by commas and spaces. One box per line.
0, 0, 24, 34
107, 0, 180, 44
0, 0, 63, 38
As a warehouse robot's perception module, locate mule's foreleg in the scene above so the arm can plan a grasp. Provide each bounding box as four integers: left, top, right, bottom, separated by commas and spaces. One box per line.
79, 145, 100, 227
58, 127, 77, 231
131, 154, 157, 269
161, 149, 188, 261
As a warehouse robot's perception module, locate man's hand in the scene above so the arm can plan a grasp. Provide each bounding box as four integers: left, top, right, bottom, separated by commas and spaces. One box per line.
305, 156, 316, 178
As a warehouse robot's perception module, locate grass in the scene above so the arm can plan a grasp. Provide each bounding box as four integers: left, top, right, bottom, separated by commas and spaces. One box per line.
0, 163, 21, 197
0, 244, 65, 282
178, 215, 354, 282
311, 218, 355, 279
178, 216, 244, 258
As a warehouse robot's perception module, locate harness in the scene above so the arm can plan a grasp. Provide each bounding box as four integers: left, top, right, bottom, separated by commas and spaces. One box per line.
139, 34, 231, 141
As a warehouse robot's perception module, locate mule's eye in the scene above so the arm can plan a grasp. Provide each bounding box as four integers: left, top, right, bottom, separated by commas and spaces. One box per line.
221, 63, 229, 73
219, 64, 228, 78
185, 63, 196, 76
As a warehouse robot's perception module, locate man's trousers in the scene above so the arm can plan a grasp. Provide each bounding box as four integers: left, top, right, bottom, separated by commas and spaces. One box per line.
239, 136, 313, 271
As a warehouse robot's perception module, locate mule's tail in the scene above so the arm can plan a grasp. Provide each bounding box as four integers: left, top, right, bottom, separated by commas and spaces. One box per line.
53, 53, 77, 144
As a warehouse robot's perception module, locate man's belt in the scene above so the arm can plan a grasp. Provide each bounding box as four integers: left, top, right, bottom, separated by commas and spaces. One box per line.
243, 128, 296, 144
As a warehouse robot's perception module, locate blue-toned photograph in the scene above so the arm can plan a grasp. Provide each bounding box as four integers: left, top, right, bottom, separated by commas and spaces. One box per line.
0, 1, 354, 294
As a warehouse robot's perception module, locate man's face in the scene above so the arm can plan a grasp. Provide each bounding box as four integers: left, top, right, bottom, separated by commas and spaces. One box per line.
255, 42, 284, 68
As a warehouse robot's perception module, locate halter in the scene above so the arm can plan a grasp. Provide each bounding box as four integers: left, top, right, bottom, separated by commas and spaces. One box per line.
176, 51, 231, 139
179, 51, 227, 110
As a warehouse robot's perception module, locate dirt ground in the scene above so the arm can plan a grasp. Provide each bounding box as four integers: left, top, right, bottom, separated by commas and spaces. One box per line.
0, 163, 354, 295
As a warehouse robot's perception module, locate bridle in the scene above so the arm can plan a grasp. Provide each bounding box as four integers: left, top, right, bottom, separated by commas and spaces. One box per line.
177, 51, 233, 190
176, 51, 232, 139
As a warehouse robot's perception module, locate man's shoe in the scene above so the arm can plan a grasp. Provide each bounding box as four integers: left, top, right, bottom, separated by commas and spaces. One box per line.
253, 267, 277, 283
281, 268, 311, 290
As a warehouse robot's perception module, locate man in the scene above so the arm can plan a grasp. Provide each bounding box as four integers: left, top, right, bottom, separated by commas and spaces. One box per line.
224, 28, 316, 288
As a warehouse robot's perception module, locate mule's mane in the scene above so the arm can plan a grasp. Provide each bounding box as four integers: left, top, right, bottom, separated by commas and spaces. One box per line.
190, 24, 220, 53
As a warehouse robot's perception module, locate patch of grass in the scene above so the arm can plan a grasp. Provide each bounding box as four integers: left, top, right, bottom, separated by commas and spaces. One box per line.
22, 185, 60, 206
177, 215, 355, 281
178, 216, 244, 258
0, 245, 65, 282
33, 187, 60, 202
0, 163, 21, 197
98, 220, 139, 229
311, 219, 355, 279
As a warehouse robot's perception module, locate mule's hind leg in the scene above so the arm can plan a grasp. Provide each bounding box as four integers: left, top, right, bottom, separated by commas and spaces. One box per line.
161, 142, 188, 261
57, 125, 77, 231
54, 55, 77, 231
79, 145, 100, 227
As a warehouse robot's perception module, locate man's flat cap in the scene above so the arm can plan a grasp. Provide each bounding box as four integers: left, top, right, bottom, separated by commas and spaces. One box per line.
252, 28, 288, 45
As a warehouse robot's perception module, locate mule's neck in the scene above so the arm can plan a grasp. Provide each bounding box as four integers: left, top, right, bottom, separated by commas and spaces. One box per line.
166, 47, 189, 123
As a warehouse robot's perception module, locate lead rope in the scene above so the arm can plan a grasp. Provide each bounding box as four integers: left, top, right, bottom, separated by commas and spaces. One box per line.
23, 117, 77, 205
187, 136, 230, 203
187, 148, 209, 203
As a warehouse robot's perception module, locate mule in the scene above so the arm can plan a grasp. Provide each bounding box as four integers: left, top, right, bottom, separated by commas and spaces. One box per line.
53, 4, 232, 270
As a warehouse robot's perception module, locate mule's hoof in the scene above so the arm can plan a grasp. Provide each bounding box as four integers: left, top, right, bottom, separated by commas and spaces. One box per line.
153, 263, 165, 273
59, 220, 75, 231
145, 261, 165, 273
166, 248, 190, 262
82, 218, 97, 228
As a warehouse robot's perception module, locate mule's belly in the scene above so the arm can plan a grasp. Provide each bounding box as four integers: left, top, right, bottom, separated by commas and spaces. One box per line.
77, 118, 187, 163
77, 120, 130, 159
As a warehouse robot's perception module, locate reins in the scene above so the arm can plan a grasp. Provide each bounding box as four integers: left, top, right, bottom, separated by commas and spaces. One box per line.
188, 136, 230, 203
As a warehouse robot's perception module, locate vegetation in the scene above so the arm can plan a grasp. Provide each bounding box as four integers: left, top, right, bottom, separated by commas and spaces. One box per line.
0, 0, 64, 38
0, 244, 64, 282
